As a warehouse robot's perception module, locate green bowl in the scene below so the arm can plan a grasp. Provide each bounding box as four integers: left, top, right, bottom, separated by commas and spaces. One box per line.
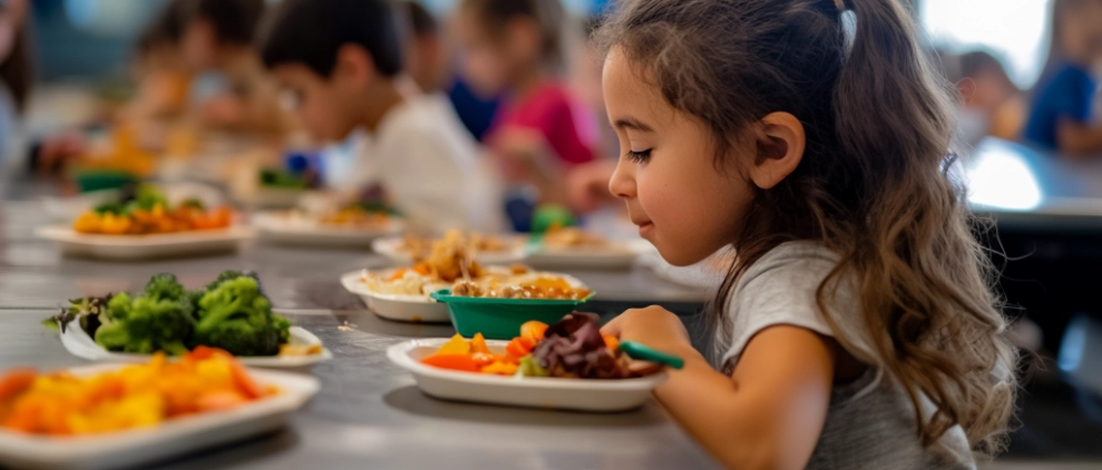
430, 289, 595, 339
73, 170, 139, 193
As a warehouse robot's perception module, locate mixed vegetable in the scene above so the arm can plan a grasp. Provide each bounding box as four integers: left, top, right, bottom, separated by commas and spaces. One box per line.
420, 313, 653, 379
72, 184, 232, 235
0, 348, 275, 436
46, 271, 302, 358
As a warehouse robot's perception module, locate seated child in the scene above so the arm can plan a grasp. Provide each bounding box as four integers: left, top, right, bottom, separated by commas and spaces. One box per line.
259, 0, 498, 234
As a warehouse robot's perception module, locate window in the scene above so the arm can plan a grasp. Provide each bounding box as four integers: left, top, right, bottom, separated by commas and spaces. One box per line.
921, 0, 1051, 88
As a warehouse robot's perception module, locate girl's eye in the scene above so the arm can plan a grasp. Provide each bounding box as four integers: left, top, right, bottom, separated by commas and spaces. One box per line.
626, 149, 652, 163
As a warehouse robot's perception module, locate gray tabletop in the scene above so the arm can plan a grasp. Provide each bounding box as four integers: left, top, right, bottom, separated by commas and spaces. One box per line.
0, 196, 719, 470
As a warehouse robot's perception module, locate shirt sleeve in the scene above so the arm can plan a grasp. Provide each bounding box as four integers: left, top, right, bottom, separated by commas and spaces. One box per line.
721, 244, 876, 367
545, 95, 597, 166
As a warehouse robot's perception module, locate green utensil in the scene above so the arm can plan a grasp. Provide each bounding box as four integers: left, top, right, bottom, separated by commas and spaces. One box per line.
619, 341, 685, 369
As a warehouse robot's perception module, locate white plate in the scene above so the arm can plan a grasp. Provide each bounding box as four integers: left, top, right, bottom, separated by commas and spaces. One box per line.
59, 326, 332, 369
340, 271, 450, 323
253, 212, 404, 248
36, 226, 256, 261
371, 236, 529, 266
237, 188, 307, 210
388, 338, 667, 412
0, 364, 319, 470
527, 239, 653, 270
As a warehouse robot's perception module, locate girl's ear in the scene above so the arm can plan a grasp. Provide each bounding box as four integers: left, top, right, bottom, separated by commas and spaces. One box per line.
748, 112, 805, 190
334, 43, 377, 89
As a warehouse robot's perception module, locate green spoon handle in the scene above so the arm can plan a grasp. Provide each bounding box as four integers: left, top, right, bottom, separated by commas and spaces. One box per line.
619, 341, 685, 369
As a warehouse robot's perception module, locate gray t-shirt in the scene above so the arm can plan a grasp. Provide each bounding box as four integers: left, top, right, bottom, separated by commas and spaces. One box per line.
718, 242, 976, 470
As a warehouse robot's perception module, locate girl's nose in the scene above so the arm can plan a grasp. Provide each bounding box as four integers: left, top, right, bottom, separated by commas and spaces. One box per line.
609, 158, 636, 200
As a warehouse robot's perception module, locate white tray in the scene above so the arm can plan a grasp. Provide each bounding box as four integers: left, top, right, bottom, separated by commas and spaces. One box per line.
0, 364, 320, 470
60, 325, 332, 369
527, 239, 653, 270
340, 270, 450, 323
388, 338, 667, 412
371, 236, 529, 266
36, 226, 256, 261
253, 212, 404, 248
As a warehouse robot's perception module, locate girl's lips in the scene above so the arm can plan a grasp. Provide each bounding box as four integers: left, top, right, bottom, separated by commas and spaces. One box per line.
637, 221, 655, 237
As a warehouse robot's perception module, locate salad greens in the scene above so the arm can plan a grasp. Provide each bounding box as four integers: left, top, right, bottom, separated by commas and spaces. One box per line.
46, 271, 293, 357
93, 183, 169, 216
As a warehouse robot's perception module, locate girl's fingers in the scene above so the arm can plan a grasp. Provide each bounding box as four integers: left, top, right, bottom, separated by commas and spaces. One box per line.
600, 315, 625, 337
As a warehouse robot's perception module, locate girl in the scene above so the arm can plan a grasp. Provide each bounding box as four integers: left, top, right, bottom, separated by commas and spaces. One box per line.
597, 1, 1017, 469
1023, 0, 1102, 155
454, 0, 600, 212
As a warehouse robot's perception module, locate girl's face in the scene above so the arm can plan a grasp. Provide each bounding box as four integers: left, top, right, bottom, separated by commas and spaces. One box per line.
604, 49, 755, 267
454, 10, 513, 96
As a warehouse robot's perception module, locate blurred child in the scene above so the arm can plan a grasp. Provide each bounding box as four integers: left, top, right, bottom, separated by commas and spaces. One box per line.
129, 0, 192, 122
950, 50, 1026, 148
180, 0, 287, 136
403, 1, 448, 95
259, 0, 496, 234
0, 0, 30, 166
1023, 0, 1102, 155
597, 0, 1015, 469
454, 0, 599, 208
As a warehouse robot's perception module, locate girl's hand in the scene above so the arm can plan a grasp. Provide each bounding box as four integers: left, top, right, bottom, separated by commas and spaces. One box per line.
601, 306, 693, 355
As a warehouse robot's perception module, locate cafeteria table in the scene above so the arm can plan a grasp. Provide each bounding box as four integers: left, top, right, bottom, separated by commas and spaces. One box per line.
0, 197, 720, 470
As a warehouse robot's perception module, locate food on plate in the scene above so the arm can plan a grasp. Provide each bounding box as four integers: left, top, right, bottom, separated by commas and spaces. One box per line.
259, 168, 316, 190
450, 276, 592, 300
0, 348, 276, 436
398, 230, 516, 262
420, 314, 653, 379
45, 271, 307, 358
541, 226, 609, 249
71, 183, 232, 235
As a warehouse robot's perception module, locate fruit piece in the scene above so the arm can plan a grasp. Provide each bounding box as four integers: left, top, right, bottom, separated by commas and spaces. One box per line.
421, 354, 480, 372
481, 362, 519, 376
520, 321, 548, 344
470, 352, 496, 367
518, 355, 548, 377
470, 333, 491, 354
436, 334, 470, 355
603, 335, 620, 351
505, 337, 531, 359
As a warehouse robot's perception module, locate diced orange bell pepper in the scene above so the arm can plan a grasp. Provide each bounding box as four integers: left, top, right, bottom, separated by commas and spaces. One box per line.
481, 361, 519, 376
0, 368, 36, 403
228, 361, 265, 400
603, 335, 620, 351
505, 337, 531, 359
412, 263, 432, 276
470, 333, 491, 354
387, 268, 409, 282
520, 321, 548, 345
436, 334, 470, 355
421, 354, 480, 372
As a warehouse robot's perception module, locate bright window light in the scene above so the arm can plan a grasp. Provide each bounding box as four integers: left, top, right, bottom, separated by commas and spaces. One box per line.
922, 0, 1051, 88
965, 139, 1043, 211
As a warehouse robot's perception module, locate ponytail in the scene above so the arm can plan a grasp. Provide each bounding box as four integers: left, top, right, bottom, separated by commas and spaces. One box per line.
829, 0, 1016, 456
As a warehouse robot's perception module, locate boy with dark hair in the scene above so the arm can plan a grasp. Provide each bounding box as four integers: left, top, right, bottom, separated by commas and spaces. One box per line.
259, 0, 497, 233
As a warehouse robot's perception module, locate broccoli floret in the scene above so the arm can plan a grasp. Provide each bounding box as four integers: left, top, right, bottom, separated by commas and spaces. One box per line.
144, 273, 187, 302
190, 276, 289, 357
93, 292, 193, 355
204, 270, 258, 291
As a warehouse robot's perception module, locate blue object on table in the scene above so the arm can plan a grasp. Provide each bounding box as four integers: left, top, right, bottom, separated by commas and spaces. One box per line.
504, 185, 539, 233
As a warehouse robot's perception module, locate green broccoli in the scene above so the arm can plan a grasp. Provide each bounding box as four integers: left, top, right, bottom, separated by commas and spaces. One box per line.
144, 273, 187, 302
190, 276, 290, 357
94, 292, 194, 355
205, 270, 255, 291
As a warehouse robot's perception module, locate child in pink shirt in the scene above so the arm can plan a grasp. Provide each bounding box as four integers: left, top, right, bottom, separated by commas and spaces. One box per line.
455, 0, 599, 209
